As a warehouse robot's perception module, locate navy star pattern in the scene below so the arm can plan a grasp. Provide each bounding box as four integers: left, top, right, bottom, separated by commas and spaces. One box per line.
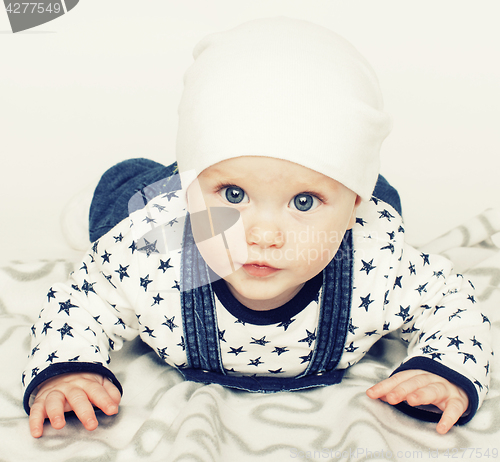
299, 351, 313, 364
268, 368, 284, 374
380, 242, 395, 254
142, 216, 156, 225
158, 258, 173, 273
298, 329, 316, 348
471, 336, 483, 350
101, 250, 111, 264
248, 357, 264, 367
138, 239, 159, 257
447, 336, 464, 349
162, 191, 178, 201
47, 287, 57, 301
250, 336, 270, 347
152, 204, 167, 213
57, 323, 74, 340
378, 209, 395, 221
395, 305, 411, 322
415, 283, 428, 295
152, 294, 164, 306
359, 294, 374, 312
81, 279, 97, 296
24, 189, 490, 403
360, 259, 376, 275
162, 316, 178, 332
157, 347, 168, 360
143, 326, 156, 338
115, 264, 130, 282
420, 253, 430, 265
41, 321, 52, 335
459, 352, 476, 364
277, 318, 295, 331
140, 275, 153, 291
228, 346, 246, 356
58, 300, 78, 316
345, 342, 358, 353
272, 346, 289, 356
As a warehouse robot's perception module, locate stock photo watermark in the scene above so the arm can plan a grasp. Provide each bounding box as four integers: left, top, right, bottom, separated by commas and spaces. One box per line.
126, 171, 370, 292
3, 1, 79, 33
289, 447, 499, 460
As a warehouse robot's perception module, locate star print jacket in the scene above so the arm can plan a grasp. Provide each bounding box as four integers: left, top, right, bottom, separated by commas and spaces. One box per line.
22, 177, 492, 425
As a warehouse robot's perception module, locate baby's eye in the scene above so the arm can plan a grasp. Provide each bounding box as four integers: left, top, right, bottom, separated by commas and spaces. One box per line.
220, 186, 249, 204
289, 193, 321, 212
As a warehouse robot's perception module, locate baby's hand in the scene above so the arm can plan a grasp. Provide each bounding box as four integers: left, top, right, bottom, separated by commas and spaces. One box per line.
29, 372, 121, 438
366, 369, 468, 434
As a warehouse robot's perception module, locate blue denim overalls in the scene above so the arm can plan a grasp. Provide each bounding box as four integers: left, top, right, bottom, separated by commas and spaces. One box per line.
89, 158, 401, 392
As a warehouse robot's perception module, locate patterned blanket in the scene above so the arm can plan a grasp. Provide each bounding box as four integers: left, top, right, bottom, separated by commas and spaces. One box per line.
1, 209, 499, 461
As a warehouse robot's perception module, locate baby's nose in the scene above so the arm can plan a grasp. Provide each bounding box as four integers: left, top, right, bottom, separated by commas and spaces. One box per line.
247, 224, 284, 248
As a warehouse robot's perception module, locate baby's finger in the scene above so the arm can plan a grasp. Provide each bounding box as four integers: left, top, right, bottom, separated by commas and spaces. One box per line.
29, 399, 49, 438
85, 381, 119, 416
366, 370, 426, 399
102, 378, 122, 404
44, 390, 68, 431
366, 376, 400, 399
436, 398, 467, 434
65, 388, 98, 431
372, 375, 430, 405
405, 380, 457, 409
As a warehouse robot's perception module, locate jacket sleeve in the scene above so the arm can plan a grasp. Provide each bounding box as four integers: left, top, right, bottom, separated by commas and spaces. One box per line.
386, 242, 492, 424
22, 218, 141, 414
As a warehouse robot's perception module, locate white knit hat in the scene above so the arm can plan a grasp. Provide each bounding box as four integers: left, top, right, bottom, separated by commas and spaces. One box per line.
176, 17, 392, 201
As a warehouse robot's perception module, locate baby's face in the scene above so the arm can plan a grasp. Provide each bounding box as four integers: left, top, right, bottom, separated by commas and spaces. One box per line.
187, 156, 360, 311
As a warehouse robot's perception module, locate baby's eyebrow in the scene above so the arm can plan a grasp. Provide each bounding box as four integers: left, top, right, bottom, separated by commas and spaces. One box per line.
204, 167, 237, 180
208, 172, 246, 184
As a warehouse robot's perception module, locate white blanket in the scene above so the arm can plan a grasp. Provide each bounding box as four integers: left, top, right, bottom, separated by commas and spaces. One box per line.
1, 209, 499, 461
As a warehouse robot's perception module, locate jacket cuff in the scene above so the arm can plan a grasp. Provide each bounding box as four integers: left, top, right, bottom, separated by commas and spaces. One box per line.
390, 356, 479, 425
23, 362, 122, 415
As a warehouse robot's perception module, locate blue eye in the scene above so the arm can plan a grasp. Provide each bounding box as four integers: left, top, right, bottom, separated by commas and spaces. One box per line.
221, 186, 248, 204
290, 193, 320, 212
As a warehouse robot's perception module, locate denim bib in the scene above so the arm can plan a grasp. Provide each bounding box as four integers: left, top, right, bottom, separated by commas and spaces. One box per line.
179, 214, 353, 392
89, 158, 401, 392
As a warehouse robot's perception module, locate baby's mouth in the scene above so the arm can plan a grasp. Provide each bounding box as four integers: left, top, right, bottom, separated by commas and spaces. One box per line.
242, 263, 280, 278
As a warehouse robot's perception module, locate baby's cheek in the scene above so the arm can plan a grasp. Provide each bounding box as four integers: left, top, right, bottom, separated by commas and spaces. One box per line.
317, 240, 341, 264
223, 218, 248, 265
295, 243, 335, 274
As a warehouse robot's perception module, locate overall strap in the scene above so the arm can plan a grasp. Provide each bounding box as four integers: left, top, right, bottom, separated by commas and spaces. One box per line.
299, 229, 353, 376
180, 216, 224, 373
180, 220, 354, 380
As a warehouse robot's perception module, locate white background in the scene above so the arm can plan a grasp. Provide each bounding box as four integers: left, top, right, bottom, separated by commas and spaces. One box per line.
1, 0, 499, 261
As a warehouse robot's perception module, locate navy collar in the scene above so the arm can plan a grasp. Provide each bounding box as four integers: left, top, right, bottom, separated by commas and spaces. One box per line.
212, 273, 323, 326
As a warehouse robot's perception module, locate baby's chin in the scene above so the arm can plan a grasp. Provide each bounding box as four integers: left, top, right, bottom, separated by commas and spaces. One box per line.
222, 278, 306, 310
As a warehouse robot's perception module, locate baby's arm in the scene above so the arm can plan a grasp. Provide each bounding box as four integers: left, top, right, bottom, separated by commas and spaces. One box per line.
29, 372, 121, 438
24, 219, 141, 434
366, 369, 468, 434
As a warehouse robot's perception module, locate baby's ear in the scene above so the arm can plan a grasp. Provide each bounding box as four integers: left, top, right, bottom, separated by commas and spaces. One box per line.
347, 195, 362, 230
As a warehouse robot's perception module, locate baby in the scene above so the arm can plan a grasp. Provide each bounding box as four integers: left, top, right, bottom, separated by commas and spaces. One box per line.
24, 17, 491, 438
